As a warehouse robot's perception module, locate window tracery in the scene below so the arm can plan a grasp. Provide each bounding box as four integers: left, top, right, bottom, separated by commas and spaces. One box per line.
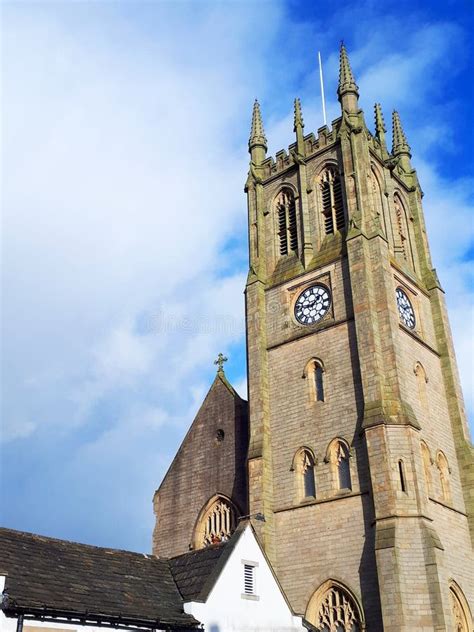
320, 167, 345, 235
193, 496, 237, 549
306, 582, 364, 632
449, 583, 471, 632
327, 439, 352, 491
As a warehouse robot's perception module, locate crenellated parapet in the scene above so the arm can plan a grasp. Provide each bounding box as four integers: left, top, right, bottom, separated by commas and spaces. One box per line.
258, 122, 340, 182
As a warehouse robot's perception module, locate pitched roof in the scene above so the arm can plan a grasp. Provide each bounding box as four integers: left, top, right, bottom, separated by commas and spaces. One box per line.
0, 528, 198, 630
169, 522, 245, 602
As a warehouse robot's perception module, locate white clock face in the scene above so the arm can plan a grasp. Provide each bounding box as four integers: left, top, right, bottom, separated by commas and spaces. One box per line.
294, 284, 331, 325
396, 287, 415, 329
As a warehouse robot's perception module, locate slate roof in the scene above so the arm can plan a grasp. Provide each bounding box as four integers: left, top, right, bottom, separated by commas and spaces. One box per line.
0, 528, 198, 630
169, 522, 245, 602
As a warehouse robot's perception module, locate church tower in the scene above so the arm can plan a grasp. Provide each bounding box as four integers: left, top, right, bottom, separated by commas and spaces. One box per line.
245, 44, 474, 630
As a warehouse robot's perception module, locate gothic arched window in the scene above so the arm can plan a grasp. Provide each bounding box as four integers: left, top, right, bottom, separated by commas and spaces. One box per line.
320, 167, 345, 235
414, 362, 429, 421
303, 358, 325, 403
393, 193, 413, 266
369, 166, 388, 238
436, 451, 451, 505
293, 448, 316, 501
328, 439, 352, 491
420, 441, 433, 497
306, 580, 365, 631
276, 188, 298, 256
193, 495, 237, 549
449, 581, 472, 632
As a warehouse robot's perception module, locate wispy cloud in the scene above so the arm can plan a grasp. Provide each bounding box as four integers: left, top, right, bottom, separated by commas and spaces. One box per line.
1, 1, 472, 551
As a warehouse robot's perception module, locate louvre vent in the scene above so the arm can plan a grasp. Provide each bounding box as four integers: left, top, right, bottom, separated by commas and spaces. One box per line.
333, 176, 345, 231
244, 564, 255, 595
278, 202, 288, 255
276, 188, 298, 256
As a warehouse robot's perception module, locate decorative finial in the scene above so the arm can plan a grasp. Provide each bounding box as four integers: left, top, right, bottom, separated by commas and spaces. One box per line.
338, 41, 359, 102
214, 352, 228, 374
374, 103, 387, 148
249, 99, 267, 151
392, 110, 411, 156
293, 98, 304, 132
374, 103, 386, 135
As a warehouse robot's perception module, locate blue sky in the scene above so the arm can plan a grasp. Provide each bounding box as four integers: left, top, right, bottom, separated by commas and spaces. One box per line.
1, 0, 473, 553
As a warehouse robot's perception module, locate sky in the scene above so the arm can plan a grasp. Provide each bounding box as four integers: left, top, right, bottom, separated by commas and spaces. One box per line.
1, 0, 473, 553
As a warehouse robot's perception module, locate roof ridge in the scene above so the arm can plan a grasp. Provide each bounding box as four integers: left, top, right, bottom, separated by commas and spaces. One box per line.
0, 526, 156, 559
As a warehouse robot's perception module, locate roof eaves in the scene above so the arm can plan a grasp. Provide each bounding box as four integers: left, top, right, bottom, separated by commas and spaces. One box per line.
194, 521, 247, 602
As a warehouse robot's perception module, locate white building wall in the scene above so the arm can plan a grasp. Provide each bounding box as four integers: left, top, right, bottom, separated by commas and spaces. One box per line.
184, 526, 305, 632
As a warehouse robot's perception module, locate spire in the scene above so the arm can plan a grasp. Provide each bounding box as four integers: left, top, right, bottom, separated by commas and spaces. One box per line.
249, 100, 267, 151
293, 97, 304, 132
391, 111, 411, 156
293, 98, 305, 155
374, 103, 387, 148
338, 42, 359, 111
248, 99, 267, 165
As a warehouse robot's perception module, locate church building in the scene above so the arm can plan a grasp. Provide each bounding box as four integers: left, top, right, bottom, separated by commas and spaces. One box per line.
152, 44, 474, 630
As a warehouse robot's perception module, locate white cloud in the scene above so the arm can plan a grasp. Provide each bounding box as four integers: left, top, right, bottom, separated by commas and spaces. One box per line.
1, 2, 472, 550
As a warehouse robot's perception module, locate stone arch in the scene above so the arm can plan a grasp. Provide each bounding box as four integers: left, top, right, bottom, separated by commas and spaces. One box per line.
305, 578, 366, 631
420, 440, 433, 497
393, 191, 414, 267
414, 362, 429, 420
291, 446, 317, 501
449, 580, 472, 631
272, 185, 299, 257
436, 450, 452, 504
302, 357, 326, 402
191, 494, 238, 549
369, 162, 389, 239
326, 438, 352, 491
317, 164, 346, 235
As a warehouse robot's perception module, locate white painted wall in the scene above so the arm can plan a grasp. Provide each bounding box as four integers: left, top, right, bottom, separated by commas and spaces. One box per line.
184, 525, 305, 632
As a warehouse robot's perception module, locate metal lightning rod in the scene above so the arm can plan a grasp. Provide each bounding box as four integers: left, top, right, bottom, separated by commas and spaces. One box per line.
318, 51, 327, 126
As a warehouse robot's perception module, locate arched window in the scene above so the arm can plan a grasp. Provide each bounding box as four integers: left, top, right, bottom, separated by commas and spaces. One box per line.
420, 441, 432, 497
320, 167, 345, 235
306, 580, 365, 631
436, 451, 451, 504
276, 188, 298, 256
303, 358, 325, 403
393, 193, 413, 266
449, 581, 472, 632
193, 495, 237, 549
293, 448, 316, 501
414, 362, 429, 420
369, 166, 388, 238
327, 439, 352, 491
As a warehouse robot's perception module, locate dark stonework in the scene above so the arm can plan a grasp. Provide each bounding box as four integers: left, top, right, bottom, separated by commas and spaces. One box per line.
152, 372, 248, 558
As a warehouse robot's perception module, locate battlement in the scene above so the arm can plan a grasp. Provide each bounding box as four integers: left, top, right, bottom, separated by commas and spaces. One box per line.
260, 118, 341, 180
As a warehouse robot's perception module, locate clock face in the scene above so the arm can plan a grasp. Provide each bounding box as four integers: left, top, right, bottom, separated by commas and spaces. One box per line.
396, 287, 415, 329
294, 284, 331, 325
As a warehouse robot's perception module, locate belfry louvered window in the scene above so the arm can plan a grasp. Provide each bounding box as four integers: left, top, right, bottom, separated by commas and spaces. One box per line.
276, 188, 298, 255
320, 167, 345, 234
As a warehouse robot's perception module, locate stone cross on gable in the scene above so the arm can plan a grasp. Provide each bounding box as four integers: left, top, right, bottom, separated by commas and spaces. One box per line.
214, 353, 228, 374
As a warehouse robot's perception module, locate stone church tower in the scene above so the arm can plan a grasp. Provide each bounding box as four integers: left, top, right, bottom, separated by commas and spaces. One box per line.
153, 44, 473, 630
